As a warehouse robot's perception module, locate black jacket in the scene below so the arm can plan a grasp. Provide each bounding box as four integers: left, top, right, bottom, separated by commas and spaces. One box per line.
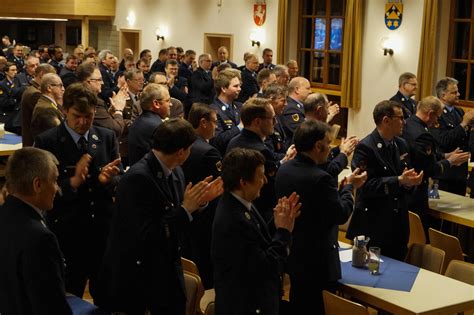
99, 152, 188, 313
212, 192, 291, 315
0, 195, 72, 315
347, 129, 411, 260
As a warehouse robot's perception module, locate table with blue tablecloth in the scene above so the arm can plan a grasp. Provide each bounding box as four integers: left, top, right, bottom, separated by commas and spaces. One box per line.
338, 248, 474, 314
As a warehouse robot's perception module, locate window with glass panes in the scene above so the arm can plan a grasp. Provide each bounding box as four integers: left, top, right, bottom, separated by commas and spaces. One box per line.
447, 0, 474, 107
299, 0, 346, 89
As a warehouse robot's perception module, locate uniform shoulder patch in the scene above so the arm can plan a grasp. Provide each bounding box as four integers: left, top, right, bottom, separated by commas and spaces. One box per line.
292, 114, 300, 122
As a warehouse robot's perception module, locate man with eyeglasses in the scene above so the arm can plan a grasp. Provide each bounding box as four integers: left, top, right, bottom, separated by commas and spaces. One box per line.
14, 55, 38, 90
348, 100, 423, 260
128, 83, 172, 165
402, 96, 469, 234
430, 77, 474, 196
30, 73, 65, 140
189, 53, 215, 105
227, 98, 295, 222
390, 72, 418, 119
76, 62, 127, 138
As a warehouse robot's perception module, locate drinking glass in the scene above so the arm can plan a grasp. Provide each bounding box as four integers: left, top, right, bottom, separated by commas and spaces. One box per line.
368, 247, 381, 275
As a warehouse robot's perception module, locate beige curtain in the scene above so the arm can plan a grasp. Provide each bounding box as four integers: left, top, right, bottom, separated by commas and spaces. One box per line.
277, 0, 289, 64
416, 0, 439, 100
341, 0, 364, 109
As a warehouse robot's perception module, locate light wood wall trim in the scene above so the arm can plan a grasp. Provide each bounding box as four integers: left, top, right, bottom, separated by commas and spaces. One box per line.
277, 0, 288, 64
2, 0, 115, 17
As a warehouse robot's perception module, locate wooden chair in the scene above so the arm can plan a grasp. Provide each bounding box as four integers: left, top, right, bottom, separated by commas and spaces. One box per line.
203, 301, 215, 315
405, 243, 445, 274
184, 271, 204, 315
408, 211, 426, 247
181, 257, 200, 275
428, 228, 465, 274
322, 290, 369, 315
181, 257, 215, 315
444, 260, 474, 285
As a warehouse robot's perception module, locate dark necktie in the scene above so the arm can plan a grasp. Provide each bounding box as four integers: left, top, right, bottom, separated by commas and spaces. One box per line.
78, 136, 88, 155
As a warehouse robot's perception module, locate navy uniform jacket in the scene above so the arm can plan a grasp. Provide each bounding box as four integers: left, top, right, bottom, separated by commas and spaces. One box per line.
34, 123, 119, 295
210, 97, 242, 155
390, 91, 417, 119
227, 129, 279, 222
0, 196, 72, 315
281, 96, 305, 148
430, 106, 469, 188
189, 67, 215, 105
128, 110, 163, 165
275, 154, 354, 283
99, 152, 188, 313
13, 71, 33, 90
211, 60, 238, 70
169, 76, 188, 105
402, 115, 450, 225
48, 59, 63, 75
8, 55, 24, 72
258, 63, 276, 72
99, 63, 119, 104
181, 136, 222, 289
347, 129, 410, 260
212, 192, 291, 315
264, 116, 287, 160
237, 67, 259, 104
0, 78, 22, 115
178, 62, 194, 81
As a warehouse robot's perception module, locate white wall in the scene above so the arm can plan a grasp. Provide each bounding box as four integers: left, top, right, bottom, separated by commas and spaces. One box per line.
347, 0, 424, 138
114, 0, 279, 64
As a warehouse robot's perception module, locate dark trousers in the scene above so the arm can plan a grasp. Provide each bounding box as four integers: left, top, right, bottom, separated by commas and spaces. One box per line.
289, 275, 338, 315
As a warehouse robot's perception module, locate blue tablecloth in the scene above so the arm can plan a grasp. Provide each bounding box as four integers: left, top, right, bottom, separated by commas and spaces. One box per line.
0, 133, 21, 145
66, 296, 108, 315
339, 249, 420, 292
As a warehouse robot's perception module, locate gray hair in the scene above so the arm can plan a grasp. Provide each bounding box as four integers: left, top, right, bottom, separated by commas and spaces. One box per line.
435, 77, 459, 98
40, 73, 61, 93
5, 147, 58, 195
98, 49, 113, 61
140, 83, 168, 111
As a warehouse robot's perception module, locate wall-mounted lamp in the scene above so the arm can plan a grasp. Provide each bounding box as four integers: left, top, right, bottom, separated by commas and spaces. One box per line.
383, 48, 394, 56
155, 28, 164, 41
380, 36, 397, 57
251, 40, 260, 47
249, 29, 265, 48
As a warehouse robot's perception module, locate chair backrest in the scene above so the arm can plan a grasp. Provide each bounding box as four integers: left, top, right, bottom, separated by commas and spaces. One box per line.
408, 211, 426, 247
405, 243, 445, 274
181, 257, 200, 276
204, 301, 215, 315
428, 228, 465, 274
184, 271, 204, 315
444, 260, 474, 285
323, 290, 368, 315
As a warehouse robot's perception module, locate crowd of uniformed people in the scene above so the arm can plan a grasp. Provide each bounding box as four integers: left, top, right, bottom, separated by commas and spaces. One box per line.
0, 37, 473, 315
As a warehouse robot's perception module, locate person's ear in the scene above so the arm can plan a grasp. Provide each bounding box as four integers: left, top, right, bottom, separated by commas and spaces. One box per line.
32, 177, 41, 194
